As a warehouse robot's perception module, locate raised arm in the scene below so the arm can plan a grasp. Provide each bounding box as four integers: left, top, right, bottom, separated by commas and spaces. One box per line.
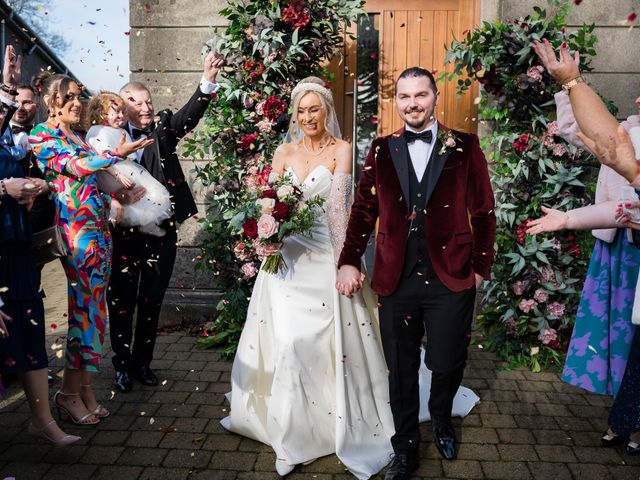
168, 51, 223, 140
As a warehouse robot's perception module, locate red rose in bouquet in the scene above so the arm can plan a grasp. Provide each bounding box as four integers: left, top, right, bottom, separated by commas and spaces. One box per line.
243, 219, 258, 238
271, 201, 291, 221
261, 188, 277, 199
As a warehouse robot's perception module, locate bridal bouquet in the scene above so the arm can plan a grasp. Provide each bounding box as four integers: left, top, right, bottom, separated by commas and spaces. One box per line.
228, 170, 325, 274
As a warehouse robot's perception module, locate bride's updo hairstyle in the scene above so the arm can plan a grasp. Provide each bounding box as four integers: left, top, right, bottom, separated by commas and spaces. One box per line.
287, 76, 341, 142
32, 70, 79, 117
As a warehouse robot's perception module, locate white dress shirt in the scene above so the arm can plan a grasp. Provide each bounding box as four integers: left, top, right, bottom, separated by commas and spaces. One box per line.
405, 120, 438, 182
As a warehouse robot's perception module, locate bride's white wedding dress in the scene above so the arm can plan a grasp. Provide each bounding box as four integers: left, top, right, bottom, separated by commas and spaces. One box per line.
221, 165, 479, 478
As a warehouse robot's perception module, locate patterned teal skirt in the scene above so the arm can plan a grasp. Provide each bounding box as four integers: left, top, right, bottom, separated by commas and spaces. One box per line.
562, 230, 640, 397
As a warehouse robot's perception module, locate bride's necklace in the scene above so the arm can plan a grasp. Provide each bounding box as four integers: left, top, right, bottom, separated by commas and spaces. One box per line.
302, 134, 332, 157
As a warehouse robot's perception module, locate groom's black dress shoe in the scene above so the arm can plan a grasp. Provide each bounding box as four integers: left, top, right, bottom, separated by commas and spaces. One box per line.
113, 369, 133, 393
136, 366, 159, 386
384, 452, 419, 479
433, 423, 457, 460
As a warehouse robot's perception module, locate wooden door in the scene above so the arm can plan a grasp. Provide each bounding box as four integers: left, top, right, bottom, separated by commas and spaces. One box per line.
327, 0, 480, 155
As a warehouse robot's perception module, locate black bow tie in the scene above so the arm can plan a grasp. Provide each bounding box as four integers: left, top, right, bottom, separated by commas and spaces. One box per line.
11, 124, 31, 135
131, 126, 152, 140
404, 129, 433, 144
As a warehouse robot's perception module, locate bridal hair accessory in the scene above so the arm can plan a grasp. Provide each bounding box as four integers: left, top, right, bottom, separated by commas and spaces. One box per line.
290, 82, 334, 106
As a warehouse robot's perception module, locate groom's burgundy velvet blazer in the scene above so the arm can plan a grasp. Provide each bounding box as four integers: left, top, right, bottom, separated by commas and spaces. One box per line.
338, 125, 496, 296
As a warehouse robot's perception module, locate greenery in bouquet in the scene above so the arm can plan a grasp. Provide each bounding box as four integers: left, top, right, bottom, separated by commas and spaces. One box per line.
229, 171, 325, 275
185, 0, 363, 356
441, 0, 615, 371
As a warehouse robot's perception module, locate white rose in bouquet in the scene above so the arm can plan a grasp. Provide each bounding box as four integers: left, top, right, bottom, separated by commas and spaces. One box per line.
256, 198, 275, 214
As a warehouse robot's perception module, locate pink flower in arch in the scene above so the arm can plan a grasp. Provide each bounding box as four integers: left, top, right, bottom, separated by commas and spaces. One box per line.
533, 289, 549, 303
518, 298, 537, 313
548, 302, 565, 317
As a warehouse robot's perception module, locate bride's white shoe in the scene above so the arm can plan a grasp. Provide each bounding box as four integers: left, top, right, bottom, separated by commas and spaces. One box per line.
275, 459, 295, 476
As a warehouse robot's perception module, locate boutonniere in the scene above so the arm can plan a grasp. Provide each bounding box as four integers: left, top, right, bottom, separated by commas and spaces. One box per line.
436, 130, 459, 155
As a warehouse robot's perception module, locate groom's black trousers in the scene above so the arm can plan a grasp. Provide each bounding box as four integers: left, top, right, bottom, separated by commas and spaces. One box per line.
378, 268, 475, 454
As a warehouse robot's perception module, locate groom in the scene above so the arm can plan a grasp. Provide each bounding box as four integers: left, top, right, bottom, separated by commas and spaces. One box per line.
337, 67, 495, 479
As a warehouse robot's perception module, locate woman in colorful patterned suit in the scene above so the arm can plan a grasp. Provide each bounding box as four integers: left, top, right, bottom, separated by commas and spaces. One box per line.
29, 72, 151, 425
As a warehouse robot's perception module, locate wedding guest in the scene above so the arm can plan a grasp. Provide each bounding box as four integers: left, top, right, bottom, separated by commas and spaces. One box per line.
0, 46, 79, 447
108, 50, 223, 393
532, 39, 640, 454
533, 39, 639, 183
29, 71, 151, 425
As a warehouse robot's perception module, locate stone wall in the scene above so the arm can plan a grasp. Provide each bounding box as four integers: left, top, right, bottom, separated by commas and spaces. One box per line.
131, 0, 638, 324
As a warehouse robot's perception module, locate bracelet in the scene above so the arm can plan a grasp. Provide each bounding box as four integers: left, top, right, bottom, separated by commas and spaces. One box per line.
0, 84, 18, 96
0, 179, 6, 196
561, 76, 586, 93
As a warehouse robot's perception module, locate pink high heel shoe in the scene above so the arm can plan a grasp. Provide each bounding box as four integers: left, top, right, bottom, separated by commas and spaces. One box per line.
80, 384, 110, 418
28, 420, 81, 448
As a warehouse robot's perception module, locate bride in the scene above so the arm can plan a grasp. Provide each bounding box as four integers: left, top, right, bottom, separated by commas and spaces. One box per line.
221, 77, 478, 478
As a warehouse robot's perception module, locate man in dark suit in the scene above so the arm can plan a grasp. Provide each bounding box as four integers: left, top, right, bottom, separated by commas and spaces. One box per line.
336, 67, 496, 479
109, 51, 224, 392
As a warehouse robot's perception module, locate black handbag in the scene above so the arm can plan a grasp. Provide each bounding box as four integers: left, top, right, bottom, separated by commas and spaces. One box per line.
31, 225, 69, 266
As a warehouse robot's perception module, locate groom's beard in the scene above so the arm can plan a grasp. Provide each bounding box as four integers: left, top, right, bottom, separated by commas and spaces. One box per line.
402, 108, 436, 131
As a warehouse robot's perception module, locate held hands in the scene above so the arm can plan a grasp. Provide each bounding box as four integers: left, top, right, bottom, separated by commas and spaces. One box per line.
336, 265, 366, 297
526, 206, 569, 235
532, 38, 580, 85
203, 50, 224, 84
116, 132, 154, 158
577, 126, 640, 184
2, 45, 21, 87
26, 177, 50, 196
3, 177, 39, 202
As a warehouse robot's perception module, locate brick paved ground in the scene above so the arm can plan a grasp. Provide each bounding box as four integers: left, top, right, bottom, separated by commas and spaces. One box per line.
0, 262, 639, 479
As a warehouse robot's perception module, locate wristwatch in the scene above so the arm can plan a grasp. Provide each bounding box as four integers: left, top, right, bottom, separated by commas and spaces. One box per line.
561, 76, 586, 93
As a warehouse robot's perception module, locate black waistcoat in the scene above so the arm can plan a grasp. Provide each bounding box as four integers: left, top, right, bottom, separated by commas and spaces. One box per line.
401, 154, 435, 278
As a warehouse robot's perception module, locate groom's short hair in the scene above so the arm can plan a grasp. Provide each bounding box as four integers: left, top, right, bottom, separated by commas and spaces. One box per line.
396, 67, 438, 94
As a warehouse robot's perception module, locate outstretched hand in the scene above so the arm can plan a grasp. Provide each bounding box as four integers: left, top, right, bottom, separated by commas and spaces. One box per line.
527, 206, 569, 235
2, 45, 21, 87
532, 38, 580, 85
203, 50, 224, 84
116, 132, 154, 158
576, 125, 639, 184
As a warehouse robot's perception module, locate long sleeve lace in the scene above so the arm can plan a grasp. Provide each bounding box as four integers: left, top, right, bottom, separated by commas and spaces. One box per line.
326, 172, 353, 263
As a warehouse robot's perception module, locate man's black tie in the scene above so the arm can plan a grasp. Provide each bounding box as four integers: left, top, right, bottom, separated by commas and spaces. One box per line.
131, 126, 151, 140
11, 125, 30, 135
404, 129, 433, 144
